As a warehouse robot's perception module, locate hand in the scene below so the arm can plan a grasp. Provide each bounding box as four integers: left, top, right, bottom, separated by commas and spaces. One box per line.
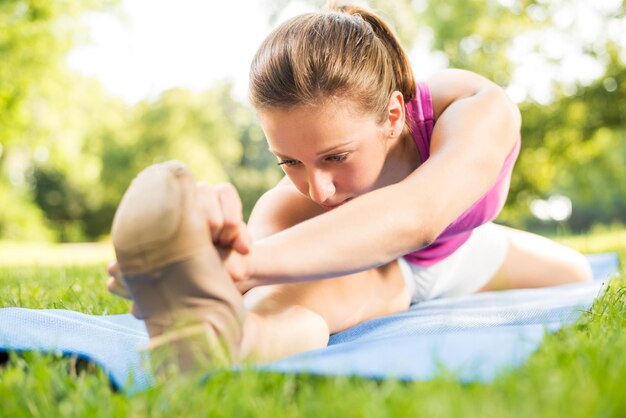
106, 181, 255, 312
106, 261, 143, 319
197, 182, 255, 292
196, 182, 251, 255
218, 246, 257, 294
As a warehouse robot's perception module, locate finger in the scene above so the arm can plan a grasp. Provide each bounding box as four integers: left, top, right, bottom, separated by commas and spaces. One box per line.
131, 303, 143, 319
215, 183, 246, 250
196, 182, 224, 241
230, 222, 251, 255
107, 260, 132, 299
106, 277, 131, 299
107, 260, 121, 280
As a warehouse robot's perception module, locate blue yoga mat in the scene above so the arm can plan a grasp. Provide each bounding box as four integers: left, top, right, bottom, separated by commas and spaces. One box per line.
0, 253, 619, 392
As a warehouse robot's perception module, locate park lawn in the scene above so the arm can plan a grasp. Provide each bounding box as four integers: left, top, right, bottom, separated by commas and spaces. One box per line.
0, 231, 624, 418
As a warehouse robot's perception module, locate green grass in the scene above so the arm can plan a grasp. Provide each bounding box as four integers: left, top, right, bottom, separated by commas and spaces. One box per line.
0, 232, 624, 418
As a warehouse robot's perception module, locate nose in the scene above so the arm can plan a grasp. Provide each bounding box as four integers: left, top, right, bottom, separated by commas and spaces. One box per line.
307, 169, 335, 204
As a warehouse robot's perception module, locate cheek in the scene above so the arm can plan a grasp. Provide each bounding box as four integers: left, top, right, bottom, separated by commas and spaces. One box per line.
338, 161, 380, 193
345, 146, 388, 192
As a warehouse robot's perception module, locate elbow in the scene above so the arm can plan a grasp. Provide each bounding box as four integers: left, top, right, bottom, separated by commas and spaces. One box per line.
476, 85, 522, 160
501, 88, 522, 132
486, 84, 522, 135
512, 100, 522, 131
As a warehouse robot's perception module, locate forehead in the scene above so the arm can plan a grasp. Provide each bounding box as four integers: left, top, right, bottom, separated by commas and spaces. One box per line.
259, 100, 381, 155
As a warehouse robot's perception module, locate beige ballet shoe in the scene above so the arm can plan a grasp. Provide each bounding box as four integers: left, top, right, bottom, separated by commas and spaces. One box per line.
111, 161, 245, 372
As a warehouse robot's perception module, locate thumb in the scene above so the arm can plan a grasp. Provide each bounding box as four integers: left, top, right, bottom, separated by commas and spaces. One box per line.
230, 222, 252, 255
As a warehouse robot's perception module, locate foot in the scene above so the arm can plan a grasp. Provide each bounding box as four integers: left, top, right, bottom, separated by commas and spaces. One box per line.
111, 161, 245, 371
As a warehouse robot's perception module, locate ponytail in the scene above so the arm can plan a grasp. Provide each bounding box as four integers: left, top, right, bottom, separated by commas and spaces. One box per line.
330, 4, 416, 103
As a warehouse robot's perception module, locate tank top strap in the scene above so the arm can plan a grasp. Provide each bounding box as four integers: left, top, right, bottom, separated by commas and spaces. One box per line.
406, 82, 435, 161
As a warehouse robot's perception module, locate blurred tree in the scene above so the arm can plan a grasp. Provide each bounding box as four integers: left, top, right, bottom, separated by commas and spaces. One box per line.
73, 84, 279, 239
27, 73, 127, 241
503, 51, 626, 231
224, 103, 283, 221
0, 0, 119, 240
126, 87, 241, 183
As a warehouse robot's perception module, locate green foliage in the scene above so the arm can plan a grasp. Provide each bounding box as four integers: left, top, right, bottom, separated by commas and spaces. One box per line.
0, 0, 70, 148
0, 0, 120, 241
21, 73, 131, 241
0, 0, 119, 153
224, 102, 283, 220
2, 49, 279, 241
502, 57, 626, 230
82, 85, 281, 237
0, 0, 282, 241
424, 0, 538, 84
82, 87, 243, 240
0, 181, 52, 241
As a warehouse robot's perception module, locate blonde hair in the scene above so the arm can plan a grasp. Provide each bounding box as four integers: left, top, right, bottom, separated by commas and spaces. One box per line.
249, 3, 416, 123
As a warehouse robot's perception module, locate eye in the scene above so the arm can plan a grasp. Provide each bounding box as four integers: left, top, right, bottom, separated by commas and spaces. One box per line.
325, 153, 349, 163
277, 159, 300, 167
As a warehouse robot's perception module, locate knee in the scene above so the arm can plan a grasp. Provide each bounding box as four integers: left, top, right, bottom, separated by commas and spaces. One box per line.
241, 307, 329, 363
566, 251, 593, 283
290, 305, 331, 349
253, 304, 330, 351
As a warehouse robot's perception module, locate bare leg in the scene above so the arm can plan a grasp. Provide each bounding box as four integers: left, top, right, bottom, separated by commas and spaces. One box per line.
240, 261, 410, 363
480, 225, 592, 292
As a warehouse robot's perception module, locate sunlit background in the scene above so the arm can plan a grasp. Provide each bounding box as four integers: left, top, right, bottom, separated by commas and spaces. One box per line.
67, 0, 624, 105
1, 0, 625, 243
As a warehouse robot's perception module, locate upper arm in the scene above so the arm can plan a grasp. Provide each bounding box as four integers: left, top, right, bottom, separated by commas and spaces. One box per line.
247, 177, 323, 241
400, 69, 521, 239
426, 69, 521, 143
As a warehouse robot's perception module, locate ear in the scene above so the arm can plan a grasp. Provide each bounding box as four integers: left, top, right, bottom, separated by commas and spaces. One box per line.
386, 91, 406, 139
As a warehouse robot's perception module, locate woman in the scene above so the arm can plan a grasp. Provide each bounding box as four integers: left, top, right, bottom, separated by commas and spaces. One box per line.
108, 4, 592, 370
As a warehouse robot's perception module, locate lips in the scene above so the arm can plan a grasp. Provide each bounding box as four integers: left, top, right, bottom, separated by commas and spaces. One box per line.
322, 197, 352, 211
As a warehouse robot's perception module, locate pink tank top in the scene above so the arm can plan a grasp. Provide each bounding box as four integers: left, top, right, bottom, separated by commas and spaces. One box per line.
403, 82, 521, 266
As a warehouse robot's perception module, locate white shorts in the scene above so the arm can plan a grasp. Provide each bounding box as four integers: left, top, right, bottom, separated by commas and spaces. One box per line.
397, 222, 510, 304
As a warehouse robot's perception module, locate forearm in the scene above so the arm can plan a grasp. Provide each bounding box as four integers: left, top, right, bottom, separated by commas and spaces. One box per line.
247, 182, 429, 283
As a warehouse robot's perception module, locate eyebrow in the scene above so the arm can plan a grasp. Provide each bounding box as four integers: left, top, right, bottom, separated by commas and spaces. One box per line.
269, 141, 354, 159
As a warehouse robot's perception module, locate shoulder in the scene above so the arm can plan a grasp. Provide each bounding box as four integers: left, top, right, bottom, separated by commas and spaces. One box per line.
247, 177, 323, 240
424, 69, 511, 120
